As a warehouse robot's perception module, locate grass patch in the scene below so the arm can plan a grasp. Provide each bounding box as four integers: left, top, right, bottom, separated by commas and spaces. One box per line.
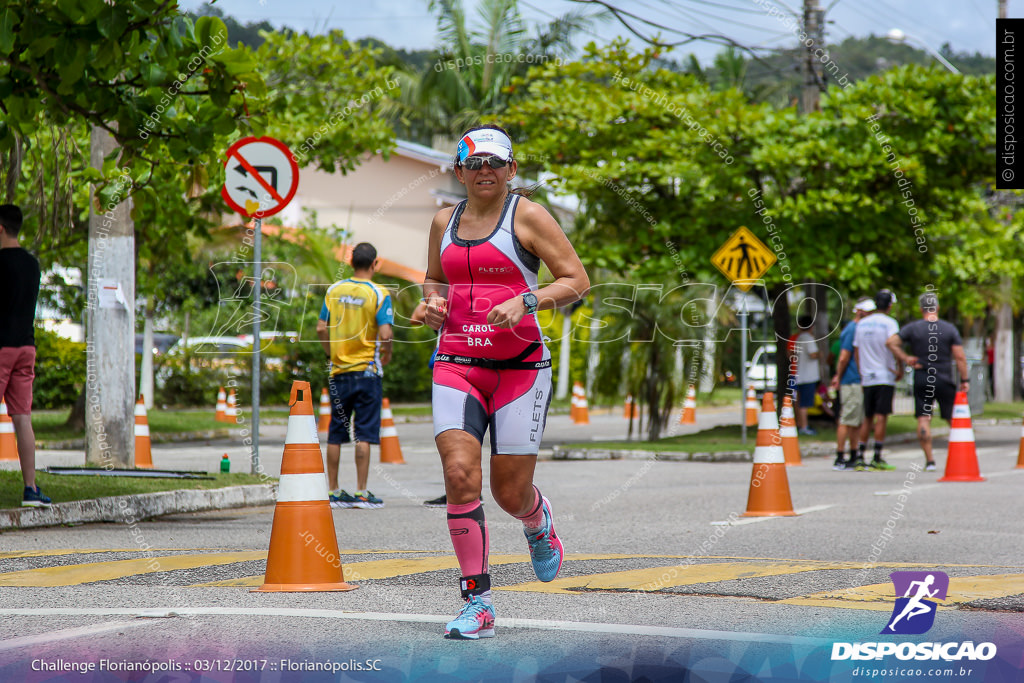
976, 401, 1024, 420
1, 469, 269, 510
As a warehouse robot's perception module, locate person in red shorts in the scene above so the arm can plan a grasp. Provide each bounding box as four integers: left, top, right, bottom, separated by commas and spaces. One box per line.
0, 204, 50, 507
423, 125, 589, 639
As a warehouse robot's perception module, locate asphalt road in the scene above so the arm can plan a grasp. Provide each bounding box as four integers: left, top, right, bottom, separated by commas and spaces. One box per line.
1, 410, 1022, 682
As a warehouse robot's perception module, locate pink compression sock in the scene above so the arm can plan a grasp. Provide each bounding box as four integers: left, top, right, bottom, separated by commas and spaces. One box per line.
447, 500, 489, 576
514, 486, 545, 531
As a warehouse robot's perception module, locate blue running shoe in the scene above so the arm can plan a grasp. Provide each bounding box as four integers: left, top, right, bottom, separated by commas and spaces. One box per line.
444, 596, 495, 640
524, 496, 563, 582
22, 485, 52, 508
329, 490, 357, 509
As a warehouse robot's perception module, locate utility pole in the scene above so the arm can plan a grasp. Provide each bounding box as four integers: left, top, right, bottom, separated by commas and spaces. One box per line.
996, 0, 1017, 401
801, 0, 825, 113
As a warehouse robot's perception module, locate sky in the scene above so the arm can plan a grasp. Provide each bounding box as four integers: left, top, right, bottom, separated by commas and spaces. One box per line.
177, 0, 1000, 65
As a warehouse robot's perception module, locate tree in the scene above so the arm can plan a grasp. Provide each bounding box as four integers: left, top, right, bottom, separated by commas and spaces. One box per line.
508, 42, 1002, 438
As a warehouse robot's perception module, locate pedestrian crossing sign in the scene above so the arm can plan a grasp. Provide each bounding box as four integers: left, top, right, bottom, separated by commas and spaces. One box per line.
711, 226, 776, 291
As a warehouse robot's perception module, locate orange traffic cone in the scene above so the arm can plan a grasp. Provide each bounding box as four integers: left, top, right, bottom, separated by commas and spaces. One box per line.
938, 391, 985, 482
572, 382, 590, 425
0, 400, 17, 462
226, 389, 239, 424
624, 394, 639, 419
379, 398, 405, 464
215, 386, 228, 423
680, 385, 697, 425
318, 388, 331, 433
134, 395, 154, 469
254, 380, 358, 593
1016, 415, 1024, 469
743, 392, 797, 517
745, 386, 759, 427
779, 394, 802, 466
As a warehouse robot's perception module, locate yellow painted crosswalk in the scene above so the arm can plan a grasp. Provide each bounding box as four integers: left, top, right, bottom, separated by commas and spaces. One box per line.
0, 550, 1021, 612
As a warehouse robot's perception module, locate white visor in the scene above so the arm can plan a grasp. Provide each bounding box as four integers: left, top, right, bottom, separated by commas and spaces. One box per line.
457, 129, 513, 164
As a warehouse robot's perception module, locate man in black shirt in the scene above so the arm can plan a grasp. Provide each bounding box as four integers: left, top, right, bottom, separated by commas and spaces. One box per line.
0, 204, 50, 506
886, 291, 968, 472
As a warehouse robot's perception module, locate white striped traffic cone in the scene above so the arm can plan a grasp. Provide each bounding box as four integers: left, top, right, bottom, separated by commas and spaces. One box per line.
379, 398, 405, 464
744, 386, 759, 427
226, 389, 239, 424
743, 392, 796, 517
572, 381, 590, 425
318, 388, 331, 433
779, 394, 802, 466
254, 380, 358, 593
938, 391, 985, 482
215, 386, 228, 423
135, 395, 153, 469
0, 400, 17, 462
679, 385, 697, 425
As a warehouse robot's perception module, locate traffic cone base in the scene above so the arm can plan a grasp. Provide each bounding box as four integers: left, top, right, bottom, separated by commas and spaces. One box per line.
254, 380, 357, 593
743, 392, 797, 517
938, 392, 984, 482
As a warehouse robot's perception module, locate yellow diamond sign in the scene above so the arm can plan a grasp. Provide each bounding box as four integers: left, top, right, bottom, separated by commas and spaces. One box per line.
711, 226, 777, 291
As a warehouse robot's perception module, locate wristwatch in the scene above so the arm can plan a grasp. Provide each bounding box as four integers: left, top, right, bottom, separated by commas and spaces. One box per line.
522, 292, 538, 315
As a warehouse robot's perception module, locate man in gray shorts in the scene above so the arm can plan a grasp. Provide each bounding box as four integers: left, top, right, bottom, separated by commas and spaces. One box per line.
830, 296, 875, 470
886, 292, 968, 472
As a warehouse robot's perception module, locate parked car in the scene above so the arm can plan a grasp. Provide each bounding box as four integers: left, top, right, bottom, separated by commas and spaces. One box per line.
135, 333, 180, 357
156, 336, 285, 389
746, 344, 777, 393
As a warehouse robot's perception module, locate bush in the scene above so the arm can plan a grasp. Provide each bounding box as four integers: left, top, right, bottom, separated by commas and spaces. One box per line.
33, 328, 86, 409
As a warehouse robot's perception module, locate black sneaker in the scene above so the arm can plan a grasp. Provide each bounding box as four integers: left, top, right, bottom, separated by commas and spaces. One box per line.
851, 458, 868, 472
832, 456, 848, 471
925, 461, 937, 472
22, 485, 52, 508
423, 494, 447, 508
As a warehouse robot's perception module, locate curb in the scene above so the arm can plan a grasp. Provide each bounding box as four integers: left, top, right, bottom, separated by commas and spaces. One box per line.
0, 484, 277, 531
549, 426, 962, 463
37, 429, 237, 451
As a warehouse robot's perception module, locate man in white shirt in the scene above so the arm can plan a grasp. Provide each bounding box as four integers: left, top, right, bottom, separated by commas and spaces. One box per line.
852, 289, 902, 471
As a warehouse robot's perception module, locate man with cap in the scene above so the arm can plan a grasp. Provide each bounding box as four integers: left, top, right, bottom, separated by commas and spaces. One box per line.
829, 296, 876, 470
852, 289, 902, 471
886, 291, 968, 472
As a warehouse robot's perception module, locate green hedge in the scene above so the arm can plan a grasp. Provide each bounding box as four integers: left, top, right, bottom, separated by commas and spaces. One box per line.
33, 328, 86, 409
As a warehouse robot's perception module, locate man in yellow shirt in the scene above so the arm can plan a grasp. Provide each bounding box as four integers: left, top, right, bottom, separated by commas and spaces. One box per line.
316, 243, 394, 509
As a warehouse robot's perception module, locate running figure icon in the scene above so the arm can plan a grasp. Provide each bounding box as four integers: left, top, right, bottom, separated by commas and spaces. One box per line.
882, 571, 948, 635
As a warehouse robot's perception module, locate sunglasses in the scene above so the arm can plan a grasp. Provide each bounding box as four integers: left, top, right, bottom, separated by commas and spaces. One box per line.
461, 155, 510, 170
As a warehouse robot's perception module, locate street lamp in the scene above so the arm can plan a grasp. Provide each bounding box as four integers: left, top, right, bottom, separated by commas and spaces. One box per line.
885, 29, 961, 74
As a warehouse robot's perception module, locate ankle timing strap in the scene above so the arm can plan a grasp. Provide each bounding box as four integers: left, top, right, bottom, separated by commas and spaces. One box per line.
460, 573, 491, 599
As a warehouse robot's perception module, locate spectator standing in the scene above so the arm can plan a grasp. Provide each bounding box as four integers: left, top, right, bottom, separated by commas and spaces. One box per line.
853, 289, 902, 471
0, 205, 49, 507
793, 314, 820, 436
886, 292, 968, 472
829, 297, 875, 470
316, 242, 394, 509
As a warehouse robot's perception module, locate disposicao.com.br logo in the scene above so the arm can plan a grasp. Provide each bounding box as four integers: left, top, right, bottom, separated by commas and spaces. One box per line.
831, 571, 997, 662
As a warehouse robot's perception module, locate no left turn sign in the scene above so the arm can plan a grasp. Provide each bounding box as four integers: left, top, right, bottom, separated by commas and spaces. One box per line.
221, 136, 299, 218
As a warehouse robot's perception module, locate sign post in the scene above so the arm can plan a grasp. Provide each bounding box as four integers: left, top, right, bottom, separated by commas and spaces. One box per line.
711, 226, 777, 444
222, 136, 299, 476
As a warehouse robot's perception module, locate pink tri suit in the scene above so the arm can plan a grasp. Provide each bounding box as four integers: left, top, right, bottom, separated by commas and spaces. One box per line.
432, 193, 552, 455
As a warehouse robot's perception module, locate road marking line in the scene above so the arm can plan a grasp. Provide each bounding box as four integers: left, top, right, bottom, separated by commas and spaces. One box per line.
0, 608, 828, 646
711, 504, 834, 525
498, 561, 871, 595
190, 553, 666, 587
0, 620, 155, 652
0, 549, 209, 559
779, 573, 1024, 611
0, 552, 268, 587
